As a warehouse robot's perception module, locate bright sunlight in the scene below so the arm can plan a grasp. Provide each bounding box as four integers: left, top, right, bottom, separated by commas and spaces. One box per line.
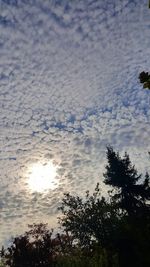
27, 161, 59, 192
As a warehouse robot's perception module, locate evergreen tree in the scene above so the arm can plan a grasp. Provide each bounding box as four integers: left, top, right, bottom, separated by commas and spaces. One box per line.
103, 146, 150, 216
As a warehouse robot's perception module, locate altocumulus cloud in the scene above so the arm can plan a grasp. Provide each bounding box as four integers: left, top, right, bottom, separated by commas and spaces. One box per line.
0, 0, 150, 246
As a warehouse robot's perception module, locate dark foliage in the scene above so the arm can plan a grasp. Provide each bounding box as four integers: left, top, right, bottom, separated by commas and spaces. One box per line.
103, 147, 150, 266
58, 184, 120, 252
1, 224, 55, 267
0, 224, 73, 267
139, 71, 150, 89
103, 146, 150, 216
59, 147, 150, 267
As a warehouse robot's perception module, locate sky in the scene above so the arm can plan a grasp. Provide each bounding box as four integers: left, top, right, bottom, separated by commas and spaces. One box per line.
0, 0, 150, 247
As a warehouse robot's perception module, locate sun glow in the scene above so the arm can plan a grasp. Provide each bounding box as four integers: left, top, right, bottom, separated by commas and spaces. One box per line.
27, 161, 59, 192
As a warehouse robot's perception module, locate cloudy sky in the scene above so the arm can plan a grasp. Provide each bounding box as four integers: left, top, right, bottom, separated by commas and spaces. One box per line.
0, 0, 150, 246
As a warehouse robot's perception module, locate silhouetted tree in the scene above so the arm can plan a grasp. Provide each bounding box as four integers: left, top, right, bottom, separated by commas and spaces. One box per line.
1, 224, 76, 267
103, 147, 150, 267
103, 146, 150, 217
139, 71, 150, 89
59, 147, 150, 267
59, 183, 120, 266
1, 224, 56, 267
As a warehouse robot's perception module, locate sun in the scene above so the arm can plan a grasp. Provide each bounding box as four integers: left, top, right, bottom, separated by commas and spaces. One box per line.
27, 161, 59, 193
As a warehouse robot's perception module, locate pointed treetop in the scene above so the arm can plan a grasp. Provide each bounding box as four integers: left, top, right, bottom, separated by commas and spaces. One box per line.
103, 146, 140, 188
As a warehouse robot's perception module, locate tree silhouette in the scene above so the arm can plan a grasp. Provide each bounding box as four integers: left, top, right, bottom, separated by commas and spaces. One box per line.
59, 183, 121, 267
103, 147, 150, 267
59, 147, 150, 267
1, 224, 56, 267
103, 146, 150, 216
1, 224, 75, 267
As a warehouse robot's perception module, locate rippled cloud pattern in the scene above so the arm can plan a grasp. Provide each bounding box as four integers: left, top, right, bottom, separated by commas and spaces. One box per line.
0, 0, 150, 246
